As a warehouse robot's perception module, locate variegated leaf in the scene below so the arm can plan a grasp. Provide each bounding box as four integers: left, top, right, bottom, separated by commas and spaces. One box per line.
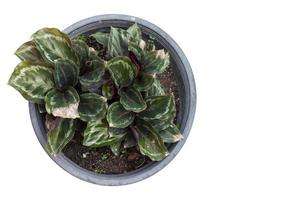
106, 102, 134, 128
128, 42, 143, 61
53, 58, 78, 89
127, 23, 142, 44
78, 93, 107, 122
101, 80, 115, 100
91, 32, 109, 46
8, 61, 54, 104
72, 39, 89, 66
119, 87, 146, 112
145, 79, 165, 97
148, 118, 172, 132
159, 123, 183, 143
136, 119, 169, 161
46, 118, 76, 156
107, 27, 130, 58
133, 73, 155, 91
142, 49, 170, 74
106, 56, 137, 88
83, 120, 127, 148
79, 59, 106, 90
31, 28, 79, 65
138, 95, 175, 120
15, 41, 44, 62
45, 87, 79, 119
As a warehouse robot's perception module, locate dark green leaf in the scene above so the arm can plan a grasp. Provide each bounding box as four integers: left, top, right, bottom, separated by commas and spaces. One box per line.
107, 27, 130, 58
38, 104, 46, 113
15, 41, 44, 62
45, 87, 79, 118
123, 133, 137, 148
8, 61, 54, 104
127, 23, 142, 44
133, 73, 155, 91
107, 56, 137, 88
136, 119, 169, 161
138, 95, 175, 120
91, 32, 109, 46
78, 93, 107, 122
32, 28, 79, 65
101, 80, 115, 100
110, 140, 123, 156
79, 59, 106, 90
145, 37, 156, 51
119, 87, 146, 112
142, 50, 170, 74
53, 58, 78, 89
159, 123, 183, 143
145, 79, 165, 97
72, 39, 89, 66
106, 102, 134, 128
46, 118, 76, 156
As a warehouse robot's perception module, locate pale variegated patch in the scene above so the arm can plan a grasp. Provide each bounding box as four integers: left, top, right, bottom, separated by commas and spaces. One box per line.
52, 102, 79, 119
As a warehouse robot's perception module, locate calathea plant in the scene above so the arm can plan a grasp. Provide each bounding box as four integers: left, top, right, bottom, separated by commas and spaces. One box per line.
8, 23, 183, 161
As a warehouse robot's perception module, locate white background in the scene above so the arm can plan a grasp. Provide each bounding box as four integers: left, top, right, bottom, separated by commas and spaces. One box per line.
0, 0, 300, 199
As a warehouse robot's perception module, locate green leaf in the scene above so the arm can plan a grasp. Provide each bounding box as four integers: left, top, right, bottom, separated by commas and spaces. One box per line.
46, 118, 76, 156
107, 27, 130, 58
8, 61, 54, 104
123, 133, 137, 148
79, 59, 106, 90
128, 42, 143, 61
91, 32, 109, 46
147, 116, 174, 132
110, 140, 123, 156
45, 87, 79, 119
142, 50, 170, 74
75, 35, 88, 43
145, 37, 156, 51
102, 80, 115, 100
119, 87, 146, 112
159, 123, 183, 143
106, 102, 134, 128
127, 23, 142, 44
31, 28, 79, 65
15, 41, 44, 62
72, 39, 89, 66
106, 56, 137, 88
136, 119, 169, 161
83, 120, 127, 148
145, 79, 165, 97
133, 73, 155, 91
78, 93, 107, 122
53, 58, 78, 89
138, 95, 175, 120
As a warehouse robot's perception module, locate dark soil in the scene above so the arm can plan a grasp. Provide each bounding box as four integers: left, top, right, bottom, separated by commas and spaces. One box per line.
49, 36, 180, 174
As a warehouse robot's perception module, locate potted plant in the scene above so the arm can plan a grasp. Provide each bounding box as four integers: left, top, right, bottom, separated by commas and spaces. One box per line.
8, 14, 196, 185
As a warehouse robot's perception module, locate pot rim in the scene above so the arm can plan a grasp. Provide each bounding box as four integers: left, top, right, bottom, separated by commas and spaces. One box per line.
29, 14, 196, 186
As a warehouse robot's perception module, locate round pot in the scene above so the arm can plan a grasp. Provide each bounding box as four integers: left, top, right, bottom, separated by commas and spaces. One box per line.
29, 14, 196, 186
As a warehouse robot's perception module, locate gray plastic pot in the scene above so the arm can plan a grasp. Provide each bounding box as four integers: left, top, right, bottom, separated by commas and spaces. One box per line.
29, 14, 196, 186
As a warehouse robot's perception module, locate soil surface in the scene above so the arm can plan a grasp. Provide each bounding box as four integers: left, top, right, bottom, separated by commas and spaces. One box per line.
49, 36, 180, 174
